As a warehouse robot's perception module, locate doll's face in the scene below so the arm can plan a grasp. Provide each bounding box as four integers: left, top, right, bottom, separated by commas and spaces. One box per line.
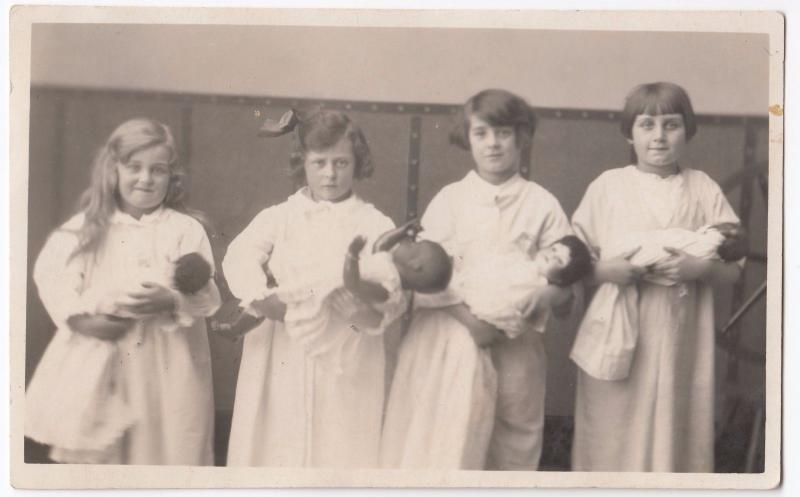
303, 137, 356, 202
468, 114, 521, 185
628, 113, 687, 175
534, 242, 572, 281
116, 145, 172, 219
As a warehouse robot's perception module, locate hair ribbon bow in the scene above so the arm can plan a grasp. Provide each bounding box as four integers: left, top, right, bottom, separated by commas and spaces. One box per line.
258, 109, 299, 137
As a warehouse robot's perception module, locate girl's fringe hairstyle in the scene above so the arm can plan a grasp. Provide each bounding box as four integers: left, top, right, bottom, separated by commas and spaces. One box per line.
620, 82, 698, 140
449, 89, 538, 151
259, 108, 373, 183
67, 118, 206, 260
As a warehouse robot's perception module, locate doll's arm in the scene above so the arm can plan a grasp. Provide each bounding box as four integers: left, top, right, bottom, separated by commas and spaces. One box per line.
210, 307, 266, 341
344, 236, 390, 304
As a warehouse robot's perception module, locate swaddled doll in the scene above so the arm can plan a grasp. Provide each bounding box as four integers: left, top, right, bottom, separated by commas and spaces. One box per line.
213, 219, 452, 340
571, 222, 747, 381
455, 234, 592, 338
73, 252, 213, 333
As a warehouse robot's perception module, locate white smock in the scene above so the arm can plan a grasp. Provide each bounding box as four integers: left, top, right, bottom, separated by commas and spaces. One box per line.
224, 189, 397, 468
25, 207, 221, 465
380, 171, 572, 470
571, 226, 727, 381
571, 166, 740, 472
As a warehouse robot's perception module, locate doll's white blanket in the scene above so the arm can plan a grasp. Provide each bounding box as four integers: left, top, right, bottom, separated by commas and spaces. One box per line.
571, 227, 724, 381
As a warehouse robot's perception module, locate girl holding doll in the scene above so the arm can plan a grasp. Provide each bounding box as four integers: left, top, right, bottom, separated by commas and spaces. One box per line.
25, 118, 221, 465
224, 109, 398, 468
380, 89, 574, 470
570, 82, 743, 472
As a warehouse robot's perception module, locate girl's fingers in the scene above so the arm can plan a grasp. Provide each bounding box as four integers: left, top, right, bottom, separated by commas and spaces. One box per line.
621, 246, 642, 260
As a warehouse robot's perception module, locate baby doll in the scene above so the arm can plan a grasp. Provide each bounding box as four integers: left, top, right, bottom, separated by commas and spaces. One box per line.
609, 222, 747, 286
213, 219, 452, 339
455, 235, 592, 338
571, 222, 747, 381
68, 252, 213, 338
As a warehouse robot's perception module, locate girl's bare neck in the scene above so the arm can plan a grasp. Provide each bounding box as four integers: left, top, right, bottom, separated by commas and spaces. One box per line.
635, 162, 680, 178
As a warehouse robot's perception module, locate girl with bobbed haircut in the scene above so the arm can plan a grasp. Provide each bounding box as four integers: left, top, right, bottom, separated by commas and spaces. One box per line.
571, 82, 742, 472
287, 110, 374, 183
381, 89, 574, 471
620, 82, 698, 140
449, 88, 538, 151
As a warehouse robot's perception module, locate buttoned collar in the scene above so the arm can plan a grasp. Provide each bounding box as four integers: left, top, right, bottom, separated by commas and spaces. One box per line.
110, 206, 169, 226
289, 187, 361, 215
462, 170, 526, 206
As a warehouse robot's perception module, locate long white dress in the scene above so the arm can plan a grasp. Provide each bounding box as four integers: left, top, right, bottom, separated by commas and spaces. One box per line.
380, 171, 572, 470
224, 189, 396, 468
571, 165, 741, 472
25, 207, 221, 465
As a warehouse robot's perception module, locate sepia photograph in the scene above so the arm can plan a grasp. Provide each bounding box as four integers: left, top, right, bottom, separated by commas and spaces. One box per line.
8, 6, 784, 490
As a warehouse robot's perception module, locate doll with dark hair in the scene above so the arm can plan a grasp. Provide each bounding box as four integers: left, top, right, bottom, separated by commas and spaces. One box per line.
456, 235, 591, 338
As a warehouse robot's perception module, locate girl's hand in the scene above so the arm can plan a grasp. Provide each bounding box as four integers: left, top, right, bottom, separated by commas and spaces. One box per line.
650, 247, 711, 283
67, 313, 133, 341
443, 304, 506, 348
594, 247, 647, 286
116, 282, 176, 316
250, 294, 287, 322
329, 288, 382, 329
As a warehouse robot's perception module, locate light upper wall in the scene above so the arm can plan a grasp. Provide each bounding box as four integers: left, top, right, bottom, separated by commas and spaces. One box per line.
32, 24, 769, 115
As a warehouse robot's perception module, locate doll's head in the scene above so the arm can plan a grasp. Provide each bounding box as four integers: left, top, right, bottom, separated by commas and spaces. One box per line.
711, 222, 748, 262
173, 252, 212, 295
391, 239, 453, 293
533, 235, 593, 287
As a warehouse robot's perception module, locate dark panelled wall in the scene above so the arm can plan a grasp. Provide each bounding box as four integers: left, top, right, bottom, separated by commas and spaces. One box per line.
26, 87, 768, 422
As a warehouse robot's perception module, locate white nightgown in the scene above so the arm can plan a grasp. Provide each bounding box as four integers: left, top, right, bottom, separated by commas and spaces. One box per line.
571, 165, 741, 472
224, 189, 397, 468
25, 207, 221, 465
